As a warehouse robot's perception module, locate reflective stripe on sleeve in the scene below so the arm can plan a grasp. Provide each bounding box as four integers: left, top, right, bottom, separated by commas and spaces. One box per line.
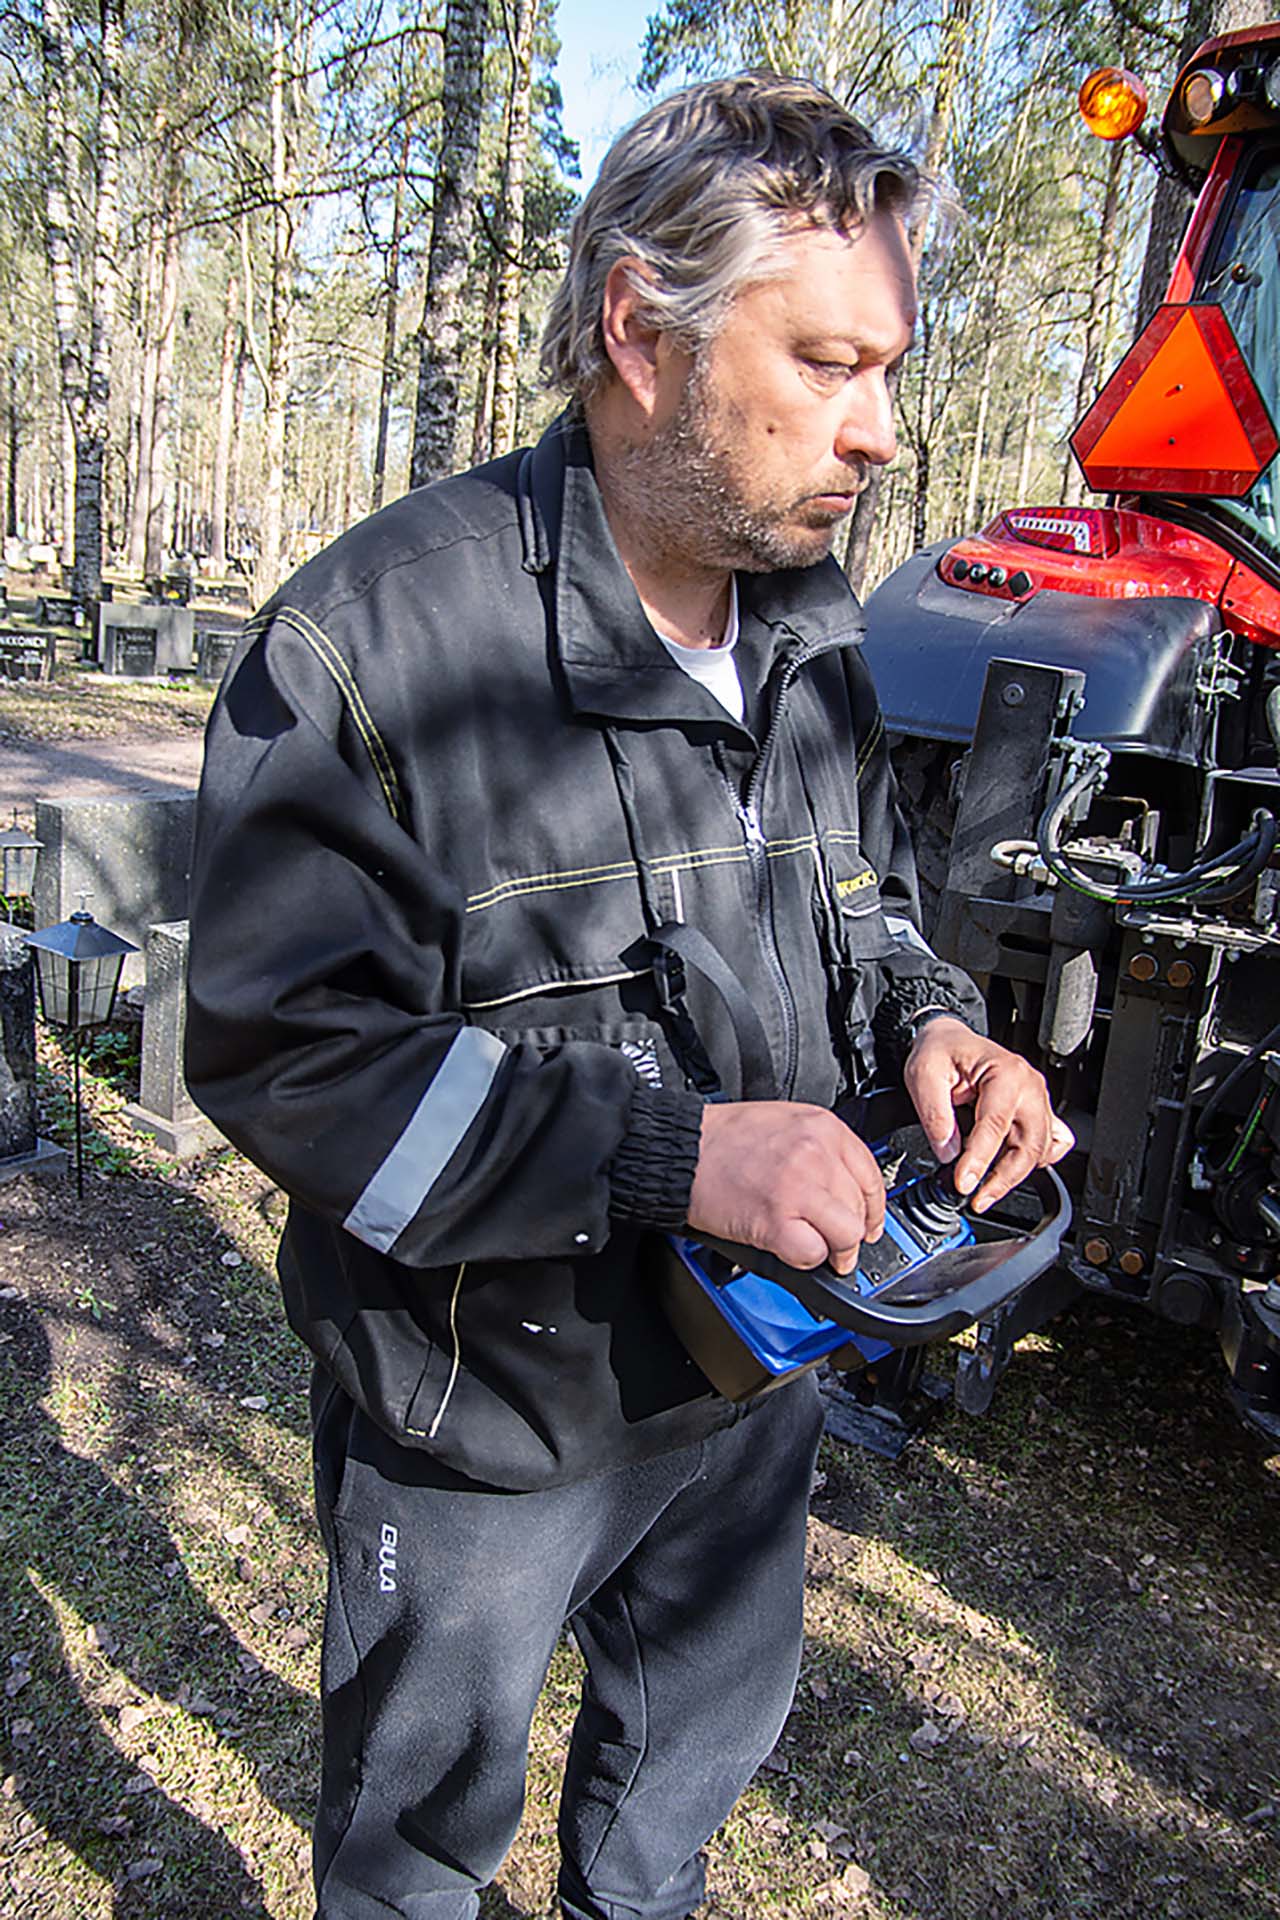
343, 1027, 507, 1253
884, 913, 936, 958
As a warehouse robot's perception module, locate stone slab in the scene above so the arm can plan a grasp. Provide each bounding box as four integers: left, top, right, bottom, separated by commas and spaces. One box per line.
135, 920, 203, 1125
0, 1137, 69, 1185
33, 794, 196, 989
121, 1101, 222, 1159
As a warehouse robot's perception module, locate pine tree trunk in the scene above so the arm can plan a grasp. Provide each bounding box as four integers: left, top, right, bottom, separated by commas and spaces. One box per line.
963, 329, 997, 528
411, 0, 487, 487
210, 274, 238, 572
73, 0, 122, 601
1062, 138, 1125, 504
1016, 350, 1043, 499
256, 9, 298, 604
5, 352, 18, 540
230, 341, 247, 562
126, 223, 161, 572
844, 0, 972, 592
143, 151, 183, 578
489, 0, 537, 457
341, 379, 360, 529
59, 408, 75, 570
43, 0, 122, 602
372, 121, 411, 512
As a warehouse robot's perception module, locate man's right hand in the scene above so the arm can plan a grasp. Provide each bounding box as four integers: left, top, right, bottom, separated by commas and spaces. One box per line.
686, 1102, 885, 1277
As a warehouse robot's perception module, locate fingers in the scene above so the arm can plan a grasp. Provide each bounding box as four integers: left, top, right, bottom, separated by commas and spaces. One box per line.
954, 1063, 1058, 1213
908, 1028, 1067, 1213
686, 1101, 886, 1274
902, 1060, 962, 1165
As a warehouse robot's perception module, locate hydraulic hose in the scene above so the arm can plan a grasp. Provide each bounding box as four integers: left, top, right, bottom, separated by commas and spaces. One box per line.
1194, 1017, 1280, 1145
1036, 759, 1278, 907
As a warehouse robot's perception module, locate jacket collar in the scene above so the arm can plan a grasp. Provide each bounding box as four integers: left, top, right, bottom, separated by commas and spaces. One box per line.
517, 408, 865, 727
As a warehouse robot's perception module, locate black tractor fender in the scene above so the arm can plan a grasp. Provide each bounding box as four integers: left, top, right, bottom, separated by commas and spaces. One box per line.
861, 542, 1223, 767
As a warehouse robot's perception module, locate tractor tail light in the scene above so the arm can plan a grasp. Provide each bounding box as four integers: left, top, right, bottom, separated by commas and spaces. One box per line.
1001, 508, 1119, 558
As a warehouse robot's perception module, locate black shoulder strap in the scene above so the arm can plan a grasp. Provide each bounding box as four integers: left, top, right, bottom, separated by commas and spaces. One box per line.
645, 920, 776, 1101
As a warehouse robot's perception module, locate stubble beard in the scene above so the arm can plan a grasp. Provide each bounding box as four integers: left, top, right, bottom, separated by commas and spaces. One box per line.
615, 358, 865, 575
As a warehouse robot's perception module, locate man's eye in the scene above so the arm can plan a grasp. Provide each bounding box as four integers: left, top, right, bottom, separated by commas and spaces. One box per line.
806, 360, 855, 384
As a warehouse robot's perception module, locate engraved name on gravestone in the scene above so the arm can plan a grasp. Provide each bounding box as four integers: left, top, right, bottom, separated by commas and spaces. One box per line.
0, 630, 54, 681
114, 626, 159, 677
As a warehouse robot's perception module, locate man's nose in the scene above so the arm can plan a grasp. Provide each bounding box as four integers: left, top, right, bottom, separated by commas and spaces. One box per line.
837, 371, 897, 468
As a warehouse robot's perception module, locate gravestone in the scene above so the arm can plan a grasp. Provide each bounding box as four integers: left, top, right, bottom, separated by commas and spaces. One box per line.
196, 628, 237, 683
36, 593, 83, 628
34, 792, 196, 989
0, 629, 55, 681
0, 924, 66, 1183
200, 581, 252, 610
122, 921, 221, 1157
97, 602, 194, 676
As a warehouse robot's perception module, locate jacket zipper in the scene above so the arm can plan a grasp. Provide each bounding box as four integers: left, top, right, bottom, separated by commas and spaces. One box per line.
720, 630, 858, 1098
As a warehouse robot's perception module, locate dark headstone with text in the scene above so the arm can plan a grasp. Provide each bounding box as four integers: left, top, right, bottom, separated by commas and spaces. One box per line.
0, 629, 55, 681
106, 624, 158, 677
36, 593, 82, 628
97, 602, 194, 675
196, 629, 237, 683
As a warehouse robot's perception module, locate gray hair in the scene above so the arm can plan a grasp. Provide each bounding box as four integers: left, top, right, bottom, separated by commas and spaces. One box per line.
540, 72, 919, 399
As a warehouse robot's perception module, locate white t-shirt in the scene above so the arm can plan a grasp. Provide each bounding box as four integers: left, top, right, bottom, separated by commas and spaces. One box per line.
653, 579, 744, 723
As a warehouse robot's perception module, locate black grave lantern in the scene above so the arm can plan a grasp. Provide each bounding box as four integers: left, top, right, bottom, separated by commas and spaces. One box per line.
27, 902, 137, 1195
0, 811, 41, 916
27, 905, 136, 1028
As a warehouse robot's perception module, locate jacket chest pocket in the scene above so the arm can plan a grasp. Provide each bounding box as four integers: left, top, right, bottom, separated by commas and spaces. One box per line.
459, 862, 654, 1012
813, 842, 899, 970
811, 842, 901, 1087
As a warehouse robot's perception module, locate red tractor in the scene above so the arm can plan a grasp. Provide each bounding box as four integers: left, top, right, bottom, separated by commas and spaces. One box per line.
861, 26, 1280, 1441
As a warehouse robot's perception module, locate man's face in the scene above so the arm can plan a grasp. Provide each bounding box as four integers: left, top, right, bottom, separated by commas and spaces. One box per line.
639, 211, 916, 573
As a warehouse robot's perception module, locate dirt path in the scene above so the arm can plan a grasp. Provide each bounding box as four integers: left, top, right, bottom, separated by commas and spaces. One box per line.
0, 729, 205, 806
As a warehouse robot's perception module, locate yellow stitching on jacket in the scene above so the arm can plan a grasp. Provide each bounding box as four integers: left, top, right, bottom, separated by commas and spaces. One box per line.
272, 606, 406, 824
467, 857, 640, 911
463, 837, 822, 913
855, 714, 884, 781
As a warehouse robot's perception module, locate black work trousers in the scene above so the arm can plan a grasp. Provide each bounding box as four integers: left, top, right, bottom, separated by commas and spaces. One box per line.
310, 1369, 823, 1920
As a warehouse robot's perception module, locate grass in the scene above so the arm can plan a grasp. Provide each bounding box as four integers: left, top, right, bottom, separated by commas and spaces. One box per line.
0, 1045, 1277, 1917
0, 657, 215, 743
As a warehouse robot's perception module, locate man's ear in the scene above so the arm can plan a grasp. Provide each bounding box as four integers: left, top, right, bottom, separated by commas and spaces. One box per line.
600, 258, 669, 417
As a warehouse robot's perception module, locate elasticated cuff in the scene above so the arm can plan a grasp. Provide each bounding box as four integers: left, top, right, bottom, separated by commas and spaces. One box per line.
607, 1085, 706, 1229
872, 974, 987, 1073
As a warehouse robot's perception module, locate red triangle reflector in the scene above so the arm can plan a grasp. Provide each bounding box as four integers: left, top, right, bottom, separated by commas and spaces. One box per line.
1072, 304, 1277, 498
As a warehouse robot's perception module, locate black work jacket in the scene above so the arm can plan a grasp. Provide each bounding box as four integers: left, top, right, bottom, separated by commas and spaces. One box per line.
186, 414, 984, 1490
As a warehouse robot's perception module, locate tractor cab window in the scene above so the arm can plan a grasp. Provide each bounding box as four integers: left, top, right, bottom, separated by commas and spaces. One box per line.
1196, 146, 1280, 564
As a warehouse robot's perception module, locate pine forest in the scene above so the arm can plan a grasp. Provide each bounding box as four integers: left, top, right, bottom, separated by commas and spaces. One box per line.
0, 0, 1271, 609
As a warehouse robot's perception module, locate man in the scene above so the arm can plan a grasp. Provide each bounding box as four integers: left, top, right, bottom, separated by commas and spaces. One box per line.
187, 73, 1070, 1920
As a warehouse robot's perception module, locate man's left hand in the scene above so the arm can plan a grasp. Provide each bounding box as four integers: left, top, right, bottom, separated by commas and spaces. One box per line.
903, 1016, 1074, 1213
